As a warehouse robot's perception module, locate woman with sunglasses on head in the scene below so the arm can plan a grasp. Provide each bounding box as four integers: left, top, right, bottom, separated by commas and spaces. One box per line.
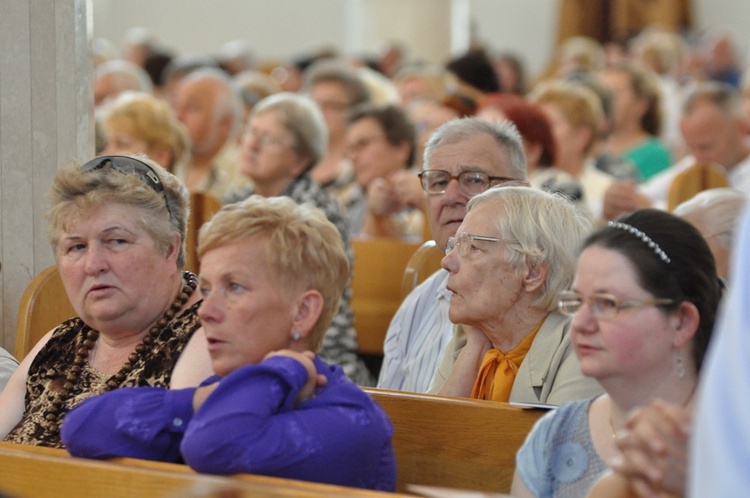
511, 209, 721, 497
0, 155, 213, 448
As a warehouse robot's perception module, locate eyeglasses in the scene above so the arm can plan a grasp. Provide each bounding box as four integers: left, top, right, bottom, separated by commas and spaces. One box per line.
418, 170, 517, 196
557, 290, 675, 319
81, 155, 174, 223
244, 128, 293, 149
445, 232, 515, 256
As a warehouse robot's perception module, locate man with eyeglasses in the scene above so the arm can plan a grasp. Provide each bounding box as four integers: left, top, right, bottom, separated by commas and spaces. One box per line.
377, 117, 527, 393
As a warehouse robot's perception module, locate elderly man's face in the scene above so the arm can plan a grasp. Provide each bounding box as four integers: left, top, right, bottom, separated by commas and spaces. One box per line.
680, 100, 741, 168
173, 78, 227, 157
424, 132, 518, 251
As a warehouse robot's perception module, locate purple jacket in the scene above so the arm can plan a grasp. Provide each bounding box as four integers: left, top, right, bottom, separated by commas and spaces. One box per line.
62, 356, 395, 491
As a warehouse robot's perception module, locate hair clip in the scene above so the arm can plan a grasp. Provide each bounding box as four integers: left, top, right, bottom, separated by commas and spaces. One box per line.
607, 221, 671, 264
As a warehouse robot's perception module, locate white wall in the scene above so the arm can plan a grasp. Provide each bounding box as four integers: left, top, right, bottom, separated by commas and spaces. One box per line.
92, 0, 749, 82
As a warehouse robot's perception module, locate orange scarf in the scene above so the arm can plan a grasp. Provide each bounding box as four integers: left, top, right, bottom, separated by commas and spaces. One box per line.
471, 320, 544, 402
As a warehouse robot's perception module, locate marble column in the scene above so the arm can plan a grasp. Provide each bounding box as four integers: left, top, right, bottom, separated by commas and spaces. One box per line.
0, 0, 92, 352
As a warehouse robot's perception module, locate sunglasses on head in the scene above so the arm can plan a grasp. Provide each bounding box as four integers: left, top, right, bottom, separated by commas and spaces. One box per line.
81, 155, 174, 223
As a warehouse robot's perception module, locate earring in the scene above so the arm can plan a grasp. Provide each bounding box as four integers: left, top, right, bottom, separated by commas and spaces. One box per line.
674, 350, 685, 378
292, 331, 301, 341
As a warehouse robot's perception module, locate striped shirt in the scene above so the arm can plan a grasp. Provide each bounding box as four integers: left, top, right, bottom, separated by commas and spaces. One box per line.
377, 269, 453, 393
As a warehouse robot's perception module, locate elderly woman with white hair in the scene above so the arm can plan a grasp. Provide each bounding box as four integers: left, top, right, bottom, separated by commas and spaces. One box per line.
429, 186, 602, 405
673, 187, 747, 283
225, 93, 371, 385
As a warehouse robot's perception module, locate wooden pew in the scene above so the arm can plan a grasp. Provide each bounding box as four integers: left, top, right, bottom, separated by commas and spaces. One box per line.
351, 239, 422, 355
0, 442, 406, 498
365, 388, 546, 494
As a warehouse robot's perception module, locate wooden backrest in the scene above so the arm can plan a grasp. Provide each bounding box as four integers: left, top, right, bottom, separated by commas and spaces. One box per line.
0, 442, 401, 498
14, 266, 76, 361
184, 191, 222, 275
350, 239, 421, 355
667, 162, 730, 211
400, 239, 444, 298
365, 388, 545, 494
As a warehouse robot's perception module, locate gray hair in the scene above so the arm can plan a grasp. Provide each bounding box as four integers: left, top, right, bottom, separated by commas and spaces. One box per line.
252, 93, 328, 171
683, 81, 744, 119
303, 59, 371, 107
468, 186, 592, 311
673, 188, 748, 251
95, 59, 153, 94
46, 154, 190, 268
423, 117, 527, 181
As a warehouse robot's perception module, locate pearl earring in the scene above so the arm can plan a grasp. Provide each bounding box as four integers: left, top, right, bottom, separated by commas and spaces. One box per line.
292, 332, 301, 341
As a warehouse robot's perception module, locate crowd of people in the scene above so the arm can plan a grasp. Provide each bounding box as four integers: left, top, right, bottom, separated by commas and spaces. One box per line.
1, 20, 749, 496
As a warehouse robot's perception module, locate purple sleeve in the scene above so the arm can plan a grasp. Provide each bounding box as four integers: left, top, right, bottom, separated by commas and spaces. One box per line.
180, 356, 396, 491
61, 386, 197, 462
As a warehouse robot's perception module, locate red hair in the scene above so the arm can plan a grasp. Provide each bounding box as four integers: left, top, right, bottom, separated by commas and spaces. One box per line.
479, 93, 557, 167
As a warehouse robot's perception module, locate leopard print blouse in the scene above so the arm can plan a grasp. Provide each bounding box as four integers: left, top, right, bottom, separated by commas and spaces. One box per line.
4, 301, 201, 448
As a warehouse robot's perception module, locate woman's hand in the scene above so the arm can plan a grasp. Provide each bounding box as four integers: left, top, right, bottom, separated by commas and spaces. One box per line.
264, 350, 328, 406
611, 400, 691, 497
367, 178, 400, 216
390, 170, 424, 210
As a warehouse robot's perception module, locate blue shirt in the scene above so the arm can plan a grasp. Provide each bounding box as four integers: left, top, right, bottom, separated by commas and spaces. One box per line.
62, 355, 396, 491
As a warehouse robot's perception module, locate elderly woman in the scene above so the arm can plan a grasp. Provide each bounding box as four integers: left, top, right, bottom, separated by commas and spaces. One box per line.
61, 196, 396, 491
429, 186, 602, 405
99, 91, 190, 174
530, 79, 619, 220
224, 92, 370, 385
0, 155, 213, 448
511, 209, 720, 497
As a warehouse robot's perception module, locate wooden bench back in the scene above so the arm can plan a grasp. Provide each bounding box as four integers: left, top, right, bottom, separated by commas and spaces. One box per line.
350, 239, 421, 354
365, 388, 545, 494
14, 265, 75, 361
0, 442, 404, 498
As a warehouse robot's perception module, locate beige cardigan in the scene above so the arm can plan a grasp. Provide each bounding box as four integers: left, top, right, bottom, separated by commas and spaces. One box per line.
428, 311, 602, 406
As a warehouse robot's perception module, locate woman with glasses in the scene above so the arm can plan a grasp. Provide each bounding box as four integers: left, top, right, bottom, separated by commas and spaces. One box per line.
511, 209, 721, 497
224, 93, 371, 386
429, 186, 602, 405
0, 155, 214, 448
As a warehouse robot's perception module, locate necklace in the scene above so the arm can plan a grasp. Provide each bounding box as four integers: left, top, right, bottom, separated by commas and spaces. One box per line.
44, 271, 198, 435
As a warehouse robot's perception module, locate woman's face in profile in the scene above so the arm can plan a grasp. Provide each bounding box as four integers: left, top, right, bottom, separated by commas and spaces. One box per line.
569, 245, 675, 383
441, 201, 522, 330
197, 237, 296, 377
56, 202, 178, 333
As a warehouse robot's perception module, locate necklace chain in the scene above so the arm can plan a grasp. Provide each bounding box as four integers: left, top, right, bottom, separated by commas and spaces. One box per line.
43, 271, 198, 436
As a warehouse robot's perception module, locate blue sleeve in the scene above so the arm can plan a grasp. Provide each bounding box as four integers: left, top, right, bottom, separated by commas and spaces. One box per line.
61, 386, 197, 462
180, 356, 396, 491
516, 408, 558, 497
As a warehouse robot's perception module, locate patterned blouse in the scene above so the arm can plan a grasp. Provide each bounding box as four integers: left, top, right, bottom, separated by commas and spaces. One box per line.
4, 302, 201, 448
225, 172, 373, 386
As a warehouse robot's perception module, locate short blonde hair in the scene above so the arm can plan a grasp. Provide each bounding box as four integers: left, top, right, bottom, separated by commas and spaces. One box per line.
530, 79, 604, 155
198, 196, 348, 350
46, 154, 190, 268
468, 186, 592, 311
100, 91, 190, 171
